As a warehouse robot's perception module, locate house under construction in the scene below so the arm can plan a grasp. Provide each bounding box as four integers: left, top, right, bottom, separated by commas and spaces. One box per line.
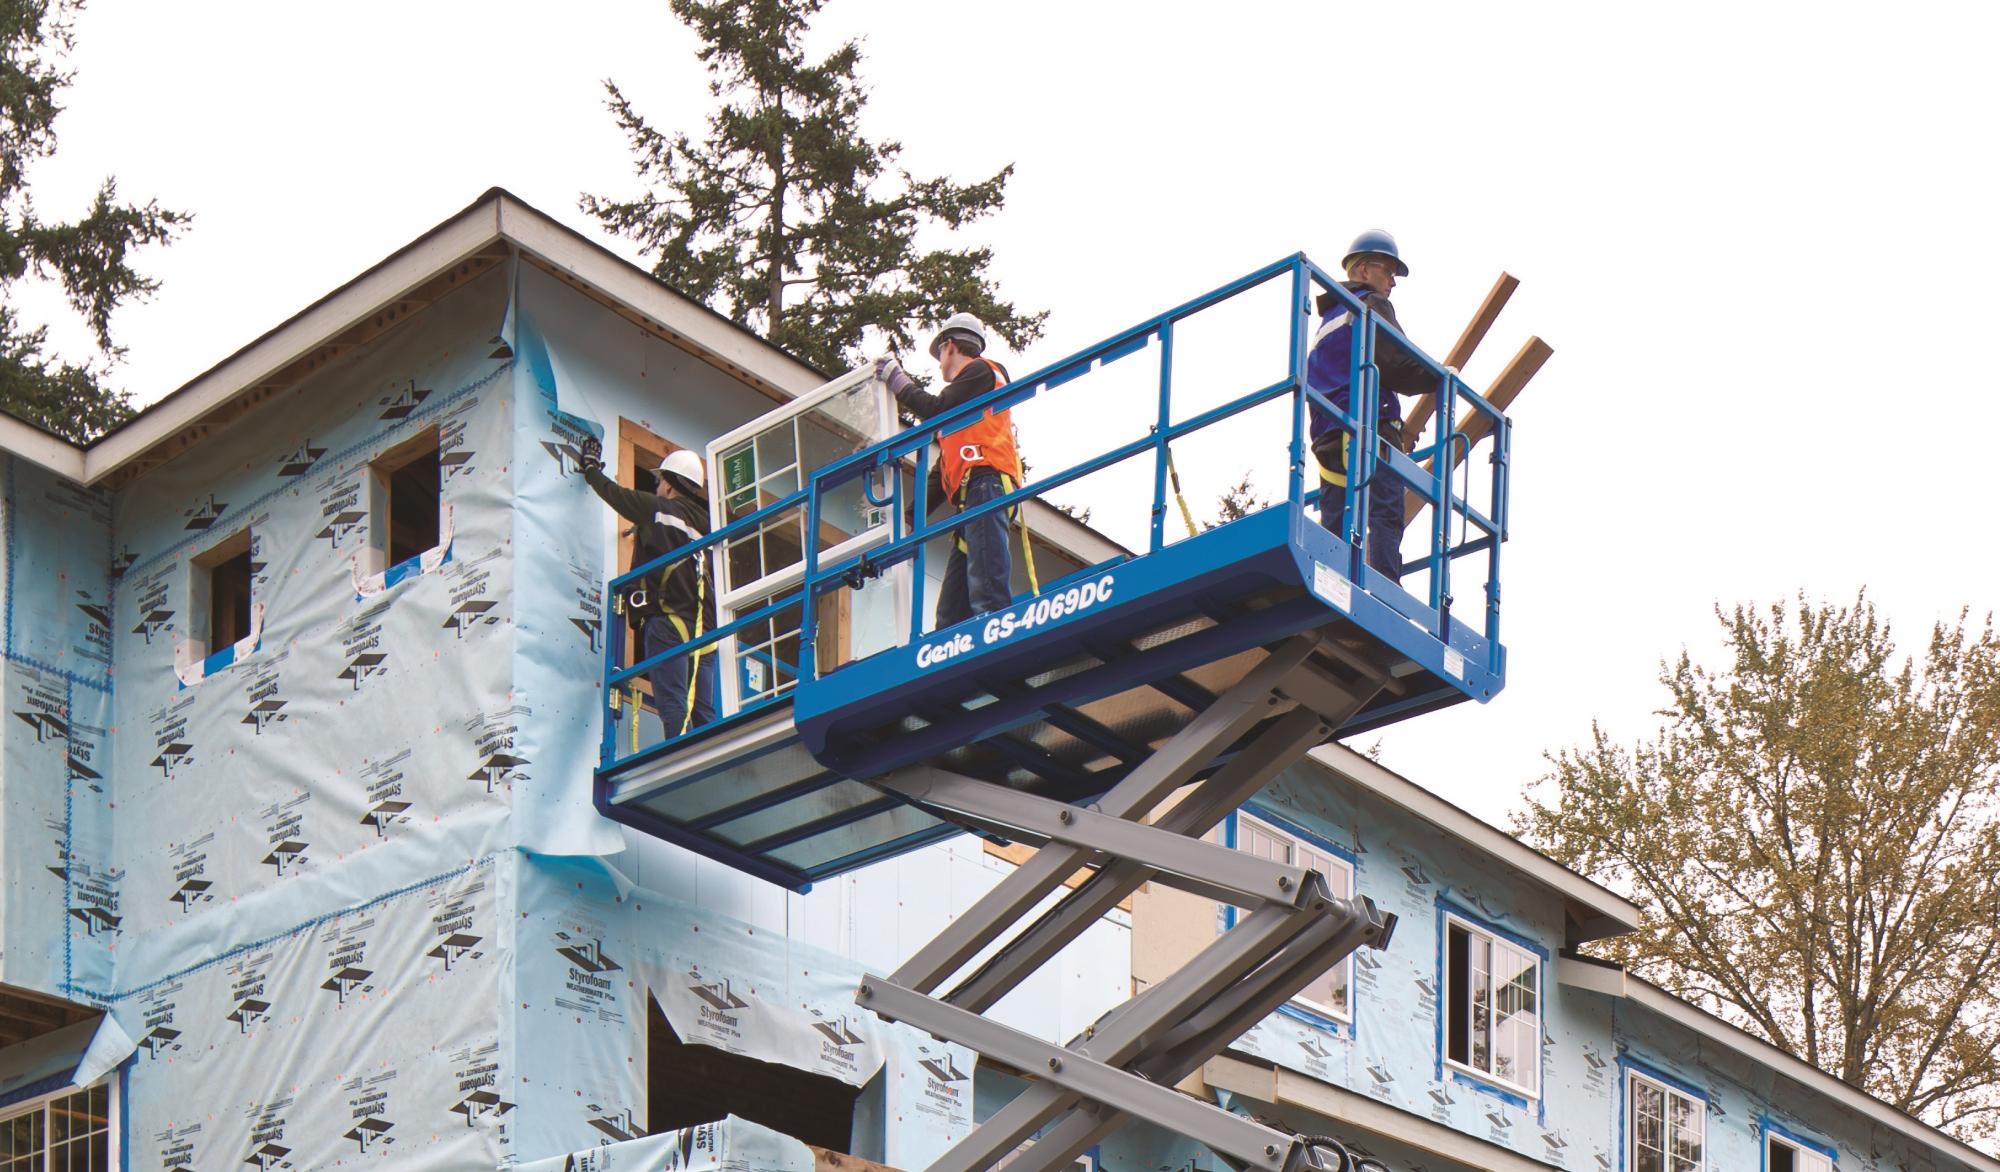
0, 189, 1987, 1172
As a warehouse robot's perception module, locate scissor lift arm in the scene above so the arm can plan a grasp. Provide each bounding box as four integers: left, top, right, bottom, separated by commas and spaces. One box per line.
856, 634, 1398, 1172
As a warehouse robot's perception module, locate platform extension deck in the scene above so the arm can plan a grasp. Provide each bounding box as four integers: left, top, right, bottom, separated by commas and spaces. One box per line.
596, 253, 1513, 892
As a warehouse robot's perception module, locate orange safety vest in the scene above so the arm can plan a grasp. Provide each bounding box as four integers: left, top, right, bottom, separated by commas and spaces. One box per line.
938, 357, 1023, 498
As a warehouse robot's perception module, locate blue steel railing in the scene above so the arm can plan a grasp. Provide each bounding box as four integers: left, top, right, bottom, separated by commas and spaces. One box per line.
600, 253, 1511, 771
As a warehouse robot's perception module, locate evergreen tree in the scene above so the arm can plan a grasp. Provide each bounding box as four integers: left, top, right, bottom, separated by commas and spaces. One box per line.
0, 0, 188, 442
582, 0, 1046, 375
1206, 470, 1271, 529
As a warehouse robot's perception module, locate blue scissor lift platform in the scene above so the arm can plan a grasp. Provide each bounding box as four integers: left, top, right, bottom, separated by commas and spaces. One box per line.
595, 253, 1519, 1172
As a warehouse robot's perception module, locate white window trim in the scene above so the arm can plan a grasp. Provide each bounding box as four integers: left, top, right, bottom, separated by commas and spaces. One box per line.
1627, 1070, 1704, 1172
1442, 912, 1542, 1100
0, 1076, 120, 1167
1237, 812, 1355, 1024
1767, 1129, 1834, 1172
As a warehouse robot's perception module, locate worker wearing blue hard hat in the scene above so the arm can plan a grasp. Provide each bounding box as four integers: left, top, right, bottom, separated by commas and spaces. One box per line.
1306, 229, 1436, 584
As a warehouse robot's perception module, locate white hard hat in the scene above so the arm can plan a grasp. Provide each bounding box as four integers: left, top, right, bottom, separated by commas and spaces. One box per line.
658, 449, 706, 494
929, 312, 988, 360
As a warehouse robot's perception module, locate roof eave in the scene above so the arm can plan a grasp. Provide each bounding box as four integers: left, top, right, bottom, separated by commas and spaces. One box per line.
56, 188, 835, 488
1304, 742, 1641, 942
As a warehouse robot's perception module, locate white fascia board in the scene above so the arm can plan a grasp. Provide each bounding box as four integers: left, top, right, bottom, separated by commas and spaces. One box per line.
1619, 978, 2000, 1172
1304, 743, 1640, 941
81, 202, 507, 484
1556, 954, 1627, 997
0, 413, 84, 480
1205, 1054, 1560, 1172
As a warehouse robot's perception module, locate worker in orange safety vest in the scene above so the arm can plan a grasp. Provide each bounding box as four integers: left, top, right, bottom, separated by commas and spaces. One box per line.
875, 313, 1020, 629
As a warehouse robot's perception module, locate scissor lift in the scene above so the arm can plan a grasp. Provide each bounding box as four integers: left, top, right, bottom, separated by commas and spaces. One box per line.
595, 254, 1518, 1171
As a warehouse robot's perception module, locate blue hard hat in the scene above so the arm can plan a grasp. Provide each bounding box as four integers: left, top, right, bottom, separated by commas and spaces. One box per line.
1343, 229, 1409, 277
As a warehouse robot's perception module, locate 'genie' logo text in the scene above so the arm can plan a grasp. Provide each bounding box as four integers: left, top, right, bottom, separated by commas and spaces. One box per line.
914, 575, 1115, 670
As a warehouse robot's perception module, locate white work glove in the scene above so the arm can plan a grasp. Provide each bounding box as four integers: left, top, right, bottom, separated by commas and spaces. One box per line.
874, 355, 914, 398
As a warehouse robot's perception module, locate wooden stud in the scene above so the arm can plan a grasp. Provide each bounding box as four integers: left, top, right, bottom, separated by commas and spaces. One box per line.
1404, 336, 1552, 522
1402, 272, 1517, 441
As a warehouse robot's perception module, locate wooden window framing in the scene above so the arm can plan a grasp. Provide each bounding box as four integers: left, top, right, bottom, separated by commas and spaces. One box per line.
367, 424, 443, 574
188, 527, 254, 663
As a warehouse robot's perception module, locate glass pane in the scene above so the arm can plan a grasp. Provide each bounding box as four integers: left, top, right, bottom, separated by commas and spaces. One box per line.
1239, 822, 1289, 864
1298, 845, 1352, 899
1492, 940, 1538, 1090
1470, 936, 1491, 1072
754, 425, 797, 482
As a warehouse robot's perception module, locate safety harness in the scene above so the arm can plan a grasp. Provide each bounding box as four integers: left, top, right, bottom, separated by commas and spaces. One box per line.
620, 505, 712, 753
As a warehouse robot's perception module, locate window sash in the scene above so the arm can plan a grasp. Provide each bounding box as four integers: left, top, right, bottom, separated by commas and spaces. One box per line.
1446, 914, 1541, 1097
1771, 1134, 1833, 1172
1629, 1074, 1702, 1172
1236, 814, 1354, 1020
0, 1082, 111, 1170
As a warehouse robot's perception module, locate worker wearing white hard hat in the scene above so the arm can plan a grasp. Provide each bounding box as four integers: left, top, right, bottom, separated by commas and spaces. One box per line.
577, 436, 719, 737
876, 313, 1022, 629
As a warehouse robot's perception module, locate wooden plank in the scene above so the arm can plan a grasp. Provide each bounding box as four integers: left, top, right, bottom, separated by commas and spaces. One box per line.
810, 1147, 902, 1172
1402, 272, 1517, 441
1403, 335, 1551, 522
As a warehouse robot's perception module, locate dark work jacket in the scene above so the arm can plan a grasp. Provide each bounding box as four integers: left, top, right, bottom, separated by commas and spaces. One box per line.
585, 465, 714, 631
892, 355, 1011, 421
1307, 280, 1436, 448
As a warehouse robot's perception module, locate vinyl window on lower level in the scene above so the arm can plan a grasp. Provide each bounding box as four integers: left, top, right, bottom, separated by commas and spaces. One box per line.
1236, 812, 1354, 1020
1767, 1132, 1833, 1172
1444, 914, 1539, 1096
1628, 1072, 1703, 1172
0, 1083, 110, 1170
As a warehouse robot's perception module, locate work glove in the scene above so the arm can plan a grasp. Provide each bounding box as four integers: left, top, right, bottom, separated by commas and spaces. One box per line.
873, 355, 915, 399
578, 435, 604, 475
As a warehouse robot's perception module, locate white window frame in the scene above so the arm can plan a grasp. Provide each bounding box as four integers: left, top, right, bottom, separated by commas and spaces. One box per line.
1442, 912, 1541, 1099
1766, 1129, 1833, 1172
1236, 812, 1354, 1023
1627, 1071, 1703, 1172
0, 1077, 119, 1169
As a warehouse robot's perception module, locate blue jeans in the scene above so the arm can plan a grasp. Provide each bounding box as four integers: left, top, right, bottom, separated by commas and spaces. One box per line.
936, 469, 1013, 629
642, 615, 718, 736
1318, 439, 1405, 584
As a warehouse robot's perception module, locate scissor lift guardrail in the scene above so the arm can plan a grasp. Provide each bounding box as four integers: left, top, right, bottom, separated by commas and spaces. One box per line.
597, 252, 1512, 890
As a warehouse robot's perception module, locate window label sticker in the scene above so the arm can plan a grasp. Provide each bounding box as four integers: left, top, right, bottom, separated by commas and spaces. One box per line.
1444, 648, 1465, 679
1312, 562, 1352, 611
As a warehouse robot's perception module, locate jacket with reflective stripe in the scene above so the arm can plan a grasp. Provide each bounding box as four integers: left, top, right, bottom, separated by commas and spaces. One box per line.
1305, 281, 1435, 445
584, 465, 713, 627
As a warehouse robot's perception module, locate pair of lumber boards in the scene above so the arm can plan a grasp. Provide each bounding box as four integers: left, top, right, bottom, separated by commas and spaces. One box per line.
1399, 273, 1552, 521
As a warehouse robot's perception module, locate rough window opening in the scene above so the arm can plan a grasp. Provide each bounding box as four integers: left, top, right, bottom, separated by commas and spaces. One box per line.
1444, 914, 1540, 1097
371, 426, 441, 568
646, 995, 860, 1149
190, 528, 253, 658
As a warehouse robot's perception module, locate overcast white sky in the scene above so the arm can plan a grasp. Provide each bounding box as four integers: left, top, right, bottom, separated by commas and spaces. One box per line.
35, 0, 2000, 828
